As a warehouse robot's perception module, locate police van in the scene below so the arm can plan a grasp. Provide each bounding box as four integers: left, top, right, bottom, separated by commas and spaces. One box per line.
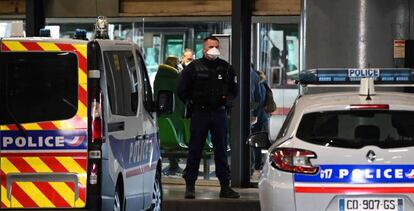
249, 68, 414, 211
0, 18, 172, 211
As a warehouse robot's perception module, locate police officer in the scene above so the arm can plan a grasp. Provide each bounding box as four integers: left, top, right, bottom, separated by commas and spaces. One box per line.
177, 36, 240, 199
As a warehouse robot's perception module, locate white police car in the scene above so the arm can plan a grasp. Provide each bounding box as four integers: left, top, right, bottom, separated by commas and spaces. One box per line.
249, 68, 414, 211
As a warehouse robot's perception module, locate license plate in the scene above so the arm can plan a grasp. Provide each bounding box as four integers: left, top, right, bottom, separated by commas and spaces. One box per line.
339, 198, 403, 211
348, 68, 380, 78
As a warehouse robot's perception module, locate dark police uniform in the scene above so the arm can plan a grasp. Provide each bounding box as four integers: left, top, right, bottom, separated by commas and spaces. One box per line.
177, 56, 238, 187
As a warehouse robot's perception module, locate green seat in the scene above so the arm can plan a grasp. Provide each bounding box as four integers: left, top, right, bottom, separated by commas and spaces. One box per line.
153, 64, 187, 151
158, 117, 187, 150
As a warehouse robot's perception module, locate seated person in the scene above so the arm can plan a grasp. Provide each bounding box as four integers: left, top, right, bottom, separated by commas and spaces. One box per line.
154, 56, 186, 175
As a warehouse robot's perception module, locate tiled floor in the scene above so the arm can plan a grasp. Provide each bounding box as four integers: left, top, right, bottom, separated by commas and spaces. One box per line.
162, 183, 260, 211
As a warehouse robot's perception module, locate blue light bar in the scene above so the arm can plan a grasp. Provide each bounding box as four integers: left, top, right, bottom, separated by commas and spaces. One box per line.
299, 68, 414, 85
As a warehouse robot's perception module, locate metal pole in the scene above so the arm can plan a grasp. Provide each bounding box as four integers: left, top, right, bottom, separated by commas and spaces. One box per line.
410, 0, 414, 40
26, 0, 45, 37
231, 0, 252, 188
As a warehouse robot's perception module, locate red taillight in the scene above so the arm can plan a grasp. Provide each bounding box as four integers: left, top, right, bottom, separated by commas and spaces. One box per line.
349, 104, 389, 110
91, 96, 103, 143
89, 162, 98, 185
270, 148, 318, 174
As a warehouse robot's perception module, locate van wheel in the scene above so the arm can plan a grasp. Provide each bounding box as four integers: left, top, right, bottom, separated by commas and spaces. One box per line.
113, 183, 124, 211
147, 168, 162, 211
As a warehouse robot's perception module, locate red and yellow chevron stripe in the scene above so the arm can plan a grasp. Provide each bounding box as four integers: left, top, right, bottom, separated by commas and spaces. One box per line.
0, 40, 88, 130
0, 40, 89, 208
1, 154, 87, 208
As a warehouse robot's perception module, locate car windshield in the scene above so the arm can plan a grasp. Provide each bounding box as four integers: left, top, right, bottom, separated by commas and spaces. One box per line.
296, 110, 414, 149
0, 51, 78, 125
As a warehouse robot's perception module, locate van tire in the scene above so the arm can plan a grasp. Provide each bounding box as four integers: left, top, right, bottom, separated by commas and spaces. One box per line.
147, 166, 162, 211
113, 182, 124, 211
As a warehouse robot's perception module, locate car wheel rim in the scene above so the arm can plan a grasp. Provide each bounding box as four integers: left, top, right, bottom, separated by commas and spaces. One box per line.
151, 177, 162, 211
113, 189, 121, 211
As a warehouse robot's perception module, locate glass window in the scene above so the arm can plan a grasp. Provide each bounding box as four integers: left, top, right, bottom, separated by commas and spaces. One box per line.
0, 21, 25, 38
276, 104, 296, 140
164, 34, 184, 59
255, 24, 299, 88
296, 110, 414, 149
0, 52, 78, 124
137, 50, 154, 113
104, 51, 138, 116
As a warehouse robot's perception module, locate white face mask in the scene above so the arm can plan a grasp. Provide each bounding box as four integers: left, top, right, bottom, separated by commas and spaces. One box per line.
206, 47, 220, 60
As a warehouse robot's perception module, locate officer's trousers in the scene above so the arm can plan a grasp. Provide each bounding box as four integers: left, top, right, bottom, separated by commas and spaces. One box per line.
183, 106, 231, 186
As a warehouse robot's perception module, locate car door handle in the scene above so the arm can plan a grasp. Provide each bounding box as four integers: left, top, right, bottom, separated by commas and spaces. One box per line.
108, 122, 125, 132
135, 134, 149, 140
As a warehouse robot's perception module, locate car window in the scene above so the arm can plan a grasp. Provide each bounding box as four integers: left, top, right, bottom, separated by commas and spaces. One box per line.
0, 52, 78, 124
136, 50, 154, 113
104, 51, 138, 116
296, 110, 414, 149
276, 104, 296, 140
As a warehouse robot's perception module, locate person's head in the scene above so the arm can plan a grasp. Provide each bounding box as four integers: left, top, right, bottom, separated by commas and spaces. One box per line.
164, 56, 179, 69
203, 36, 220, 60
181, 48, 194, 66
256, 70, 266, 81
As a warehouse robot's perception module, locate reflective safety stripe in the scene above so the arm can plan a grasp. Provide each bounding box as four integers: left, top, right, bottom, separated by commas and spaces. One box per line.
2, 41, 27, 51
0, 156, 87, 208
17, 182, 55, 207
37, 42, 61, 51
56, 157, 87, 186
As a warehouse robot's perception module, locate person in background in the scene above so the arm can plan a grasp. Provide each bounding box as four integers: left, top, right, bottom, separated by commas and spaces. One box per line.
251, 70, 270, 180
154, 56, 186, 175
177, 36, 239, 199
179, 48, 195, 71
251, 64, 261, 126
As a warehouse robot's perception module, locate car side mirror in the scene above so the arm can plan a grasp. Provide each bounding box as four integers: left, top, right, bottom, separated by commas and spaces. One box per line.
156, 90, 174, 115
247, 132, 271, 149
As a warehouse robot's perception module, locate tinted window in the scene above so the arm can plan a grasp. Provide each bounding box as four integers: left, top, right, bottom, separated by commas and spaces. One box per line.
276, 105, 296, 140
136, 51, 153, 113
296, 110, 414, 149
104, 51, 138, 116
0, 52, 78, 124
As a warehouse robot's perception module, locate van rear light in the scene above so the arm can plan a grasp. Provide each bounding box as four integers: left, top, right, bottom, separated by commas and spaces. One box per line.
89, 162, 98, 185
349, 104, 389, 110
91, 98, 103, 143
270, 148, 318, 174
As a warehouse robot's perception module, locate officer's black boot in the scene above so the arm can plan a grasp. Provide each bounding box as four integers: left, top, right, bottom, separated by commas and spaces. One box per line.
219, 186, 240, 199
184, 185, 195, 199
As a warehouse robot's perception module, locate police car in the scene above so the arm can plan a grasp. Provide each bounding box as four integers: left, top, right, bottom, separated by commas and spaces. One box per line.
249, 68, 414, 211
0, 17, 172, 211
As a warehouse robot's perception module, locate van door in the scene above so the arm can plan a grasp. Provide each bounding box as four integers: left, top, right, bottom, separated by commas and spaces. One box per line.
99, 41, 145, 210
0, 47, 87, 209
135, 50, 160, 208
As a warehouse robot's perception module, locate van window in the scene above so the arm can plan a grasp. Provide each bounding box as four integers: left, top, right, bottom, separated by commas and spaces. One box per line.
0, 51, 78, 124
296, 110, 414, 149
136, 51, 154, 113
104, 51, 138, 116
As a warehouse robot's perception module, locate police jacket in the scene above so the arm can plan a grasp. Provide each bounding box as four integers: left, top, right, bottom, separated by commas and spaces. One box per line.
177, 57, 238, 109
